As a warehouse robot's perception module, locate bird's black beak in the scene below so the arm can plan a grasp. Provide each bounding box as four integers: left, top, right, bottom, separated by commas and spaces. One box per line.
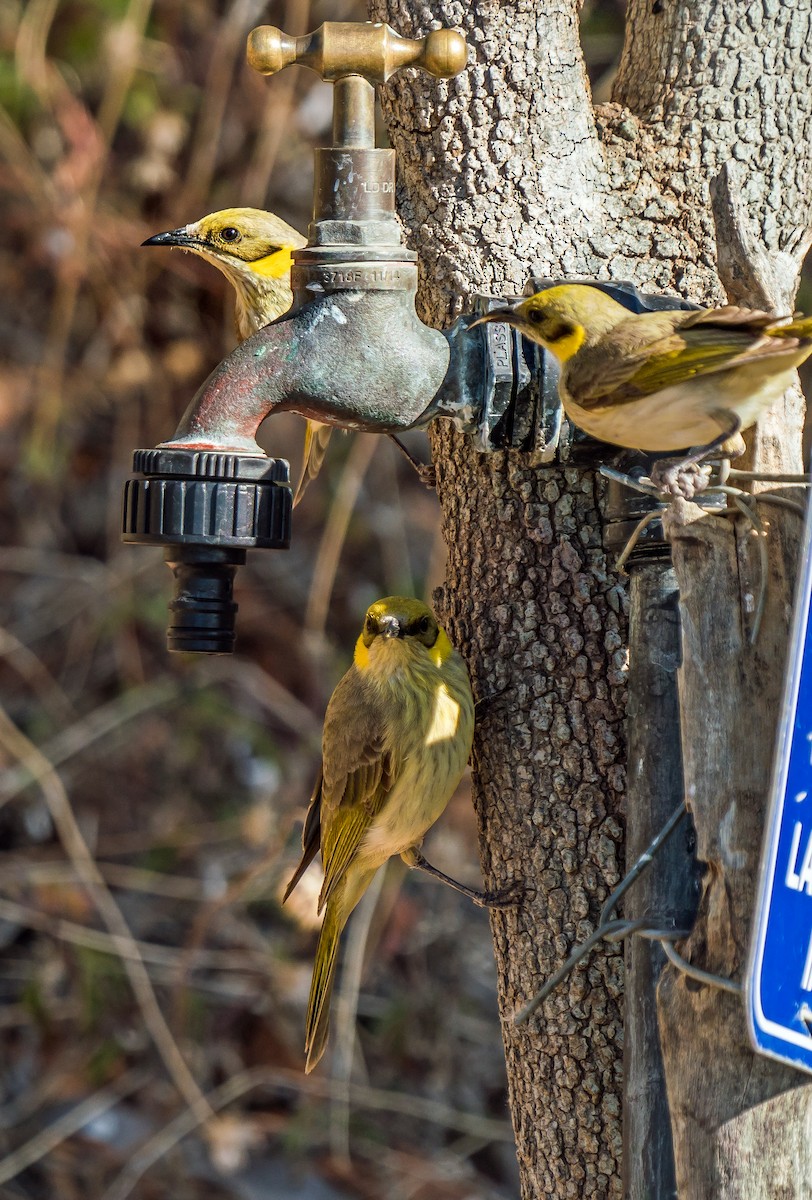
142, 228, 202, 249
468, 306, 520, 331
378, 615, 403, 639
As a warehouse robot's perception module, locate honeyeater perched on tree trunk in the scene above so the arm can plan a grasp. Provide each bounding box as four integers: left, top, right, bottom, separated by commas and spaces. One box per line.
283, 595, 519, 1072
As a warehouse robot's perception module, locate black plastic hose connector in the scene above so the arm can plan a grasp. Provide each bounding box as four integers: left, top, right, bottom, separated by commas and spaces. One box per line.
164, 545, 244, 654
122, 447, 291, 654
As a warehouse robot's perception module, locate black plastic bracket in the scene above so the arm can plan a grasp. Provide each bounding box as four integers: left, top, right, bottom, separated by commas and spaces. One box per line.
470, 294, 561, 460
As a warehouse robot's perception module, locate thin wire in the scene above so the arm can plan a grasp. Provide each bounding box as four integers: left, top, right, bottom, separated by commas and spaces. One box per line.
723, 491, 768, 645
601, 463, 810, 510
614, 508, 663, 573
660, 940, 742, 995
514, 920, 635, 1025
514, 918, 690, 1026
598, 465, 660, 498
748, 493, 808, 519
726, 470, 811, 484
599, 803, 687, 926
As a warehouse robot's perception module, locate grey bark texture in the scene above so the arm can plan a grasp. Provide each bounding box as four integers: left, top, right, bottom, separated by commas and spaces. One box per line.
369, 0, 812, 1194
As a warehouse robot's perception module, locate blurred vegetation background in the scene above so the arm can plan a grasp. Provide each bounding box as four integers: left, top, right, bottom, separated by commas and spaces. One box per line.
6, 1, 806, 1198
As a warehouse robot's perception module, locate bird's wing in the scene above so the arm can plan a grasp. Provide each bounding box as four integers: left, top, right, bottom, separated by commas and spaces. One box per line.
282, 766, 323, 902
569, 306, 797, 410
293, 421, 334, 507
316, 668, 399, 911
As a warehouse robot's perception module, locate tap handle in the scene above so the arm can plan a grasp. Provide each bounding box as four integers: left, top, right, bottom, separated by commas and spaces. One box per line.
246, 21, 467, 85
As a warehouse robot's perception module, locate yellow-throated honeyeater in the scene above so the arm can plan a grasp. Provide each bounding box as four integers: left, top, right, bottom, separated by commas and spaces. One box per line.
283, 596, 497, 1073
474, 283, 812, 456
143, 207, 332, 505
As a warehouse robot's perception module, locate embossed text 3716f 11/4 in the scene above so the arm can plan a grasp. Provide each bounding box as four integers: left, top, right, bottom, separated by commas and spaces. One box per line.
317, 267, 404, 286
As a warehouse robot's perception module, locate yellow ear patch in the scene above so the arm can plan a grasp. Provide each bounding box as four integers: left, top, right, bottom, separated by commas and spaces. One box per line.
353, 634, 370, 670
428, 628, 454, 667
547, 324, 585, 363
250, 247, 295, 279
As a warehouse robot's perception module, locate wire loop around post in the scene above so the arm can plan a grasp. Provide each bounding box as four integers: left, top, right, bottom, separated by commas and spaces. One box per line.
514, 802, 742, 1026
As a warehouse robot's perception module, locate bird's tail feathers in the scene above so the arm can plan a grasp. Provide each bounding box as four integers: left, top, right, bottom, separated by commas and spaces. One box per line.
303, 868, 377, 1072
283, 770, 322, 904
282, 845, 317, 904
772, 314, 812, 340
293, 422, 334, 507
304, 900, 344, 1073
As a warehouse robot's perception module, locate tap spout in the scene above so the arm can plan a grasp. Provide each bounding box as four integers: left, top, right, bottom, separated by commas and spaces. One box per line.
161, 290, 450, 455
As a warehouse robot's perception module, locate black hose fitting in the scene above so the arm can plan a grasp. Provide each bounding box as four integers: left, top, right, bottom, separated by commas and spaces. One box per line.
122, 447, 291, 653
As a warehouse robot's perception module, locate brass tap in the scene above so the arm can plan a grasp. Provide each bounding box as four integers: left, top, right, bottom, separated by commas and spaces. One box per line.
121, 21, 468, 655
245, 20, 467, 293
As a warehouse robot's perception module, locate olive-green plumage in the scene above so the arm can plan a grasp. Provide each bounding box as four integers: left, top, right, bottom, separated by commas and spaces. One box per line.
474, 283, 812, 452
143, 207, 330, 505
284, 596, 474, 1073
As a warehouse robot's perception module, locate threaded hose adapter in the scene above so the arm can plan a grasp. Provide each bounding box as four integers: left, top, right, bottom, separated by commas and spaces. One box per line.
122, 447, 291, 653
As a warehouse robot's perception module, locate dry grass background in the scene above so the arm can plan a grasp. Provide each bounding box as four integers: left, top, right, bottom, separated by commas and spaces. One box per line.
2, 1, 761, 1197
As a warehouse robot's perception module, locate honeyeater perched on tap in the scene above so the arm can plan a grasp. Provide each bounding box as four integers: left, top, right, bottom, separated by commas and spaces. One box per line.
283, 596, 517, 1073
143, 207, 332, 505
473, 283, 812, 488
144, 207, 435, 500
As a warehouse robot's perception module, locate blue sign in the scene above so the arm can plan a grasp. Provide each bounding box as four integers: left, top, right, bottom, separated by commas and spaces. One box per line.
747, 493, 812, 1075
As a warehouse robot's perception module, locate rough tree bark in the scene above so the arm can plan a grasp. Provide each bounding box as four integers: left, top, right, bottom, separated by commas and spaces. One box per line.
370, 0, 812, 1194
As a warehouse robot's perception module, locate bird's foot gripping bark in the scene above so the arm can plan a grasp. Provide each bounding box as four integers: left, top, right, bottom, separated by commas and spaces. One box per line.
414, 461, 438, 489
388, 435, 437, 490
403, 848, 524, 908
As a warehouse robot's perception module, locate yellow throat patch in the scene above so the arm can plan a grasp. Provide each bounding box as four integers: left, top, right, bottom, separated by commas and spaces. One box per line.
249, 247, 295, 279
547, 323, 586, 363
427, 628, 454, 667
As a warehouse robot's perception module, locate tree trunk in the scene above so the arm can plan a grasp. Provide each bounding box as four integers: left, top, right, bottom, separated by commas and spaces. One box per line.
371, 0, 812, 1194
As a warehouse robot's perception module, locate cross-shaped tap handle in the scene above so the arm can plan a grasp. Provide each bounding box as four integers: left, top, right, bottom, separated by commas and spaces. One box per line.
247, 21, 467, 86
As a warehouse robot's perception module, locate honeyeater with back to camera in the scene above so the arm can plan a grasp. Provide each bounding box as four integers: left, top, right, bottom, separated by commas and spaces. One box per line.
144, 207, 434, 501
283, 595, 519, 1073
473, 283, 812, 482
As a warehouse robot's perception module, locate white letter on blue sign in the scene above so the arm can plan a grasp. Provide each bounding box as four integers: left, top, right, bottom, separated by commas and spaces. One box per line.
803, 934, 812, 992
786, 822, 812, 894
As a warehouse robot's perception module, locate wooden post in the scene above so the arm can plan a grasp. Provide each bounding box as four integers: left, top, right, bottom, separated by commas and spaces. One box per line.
660, 497, 812, 1198
623, 556, 700, 1199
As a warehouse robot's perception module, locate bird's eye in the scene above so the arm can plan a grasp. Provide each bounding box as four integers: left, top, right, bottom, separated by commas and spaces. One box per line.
220, 227, 240, 243
528, 309, 543, 324
418, 616, 430, 633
